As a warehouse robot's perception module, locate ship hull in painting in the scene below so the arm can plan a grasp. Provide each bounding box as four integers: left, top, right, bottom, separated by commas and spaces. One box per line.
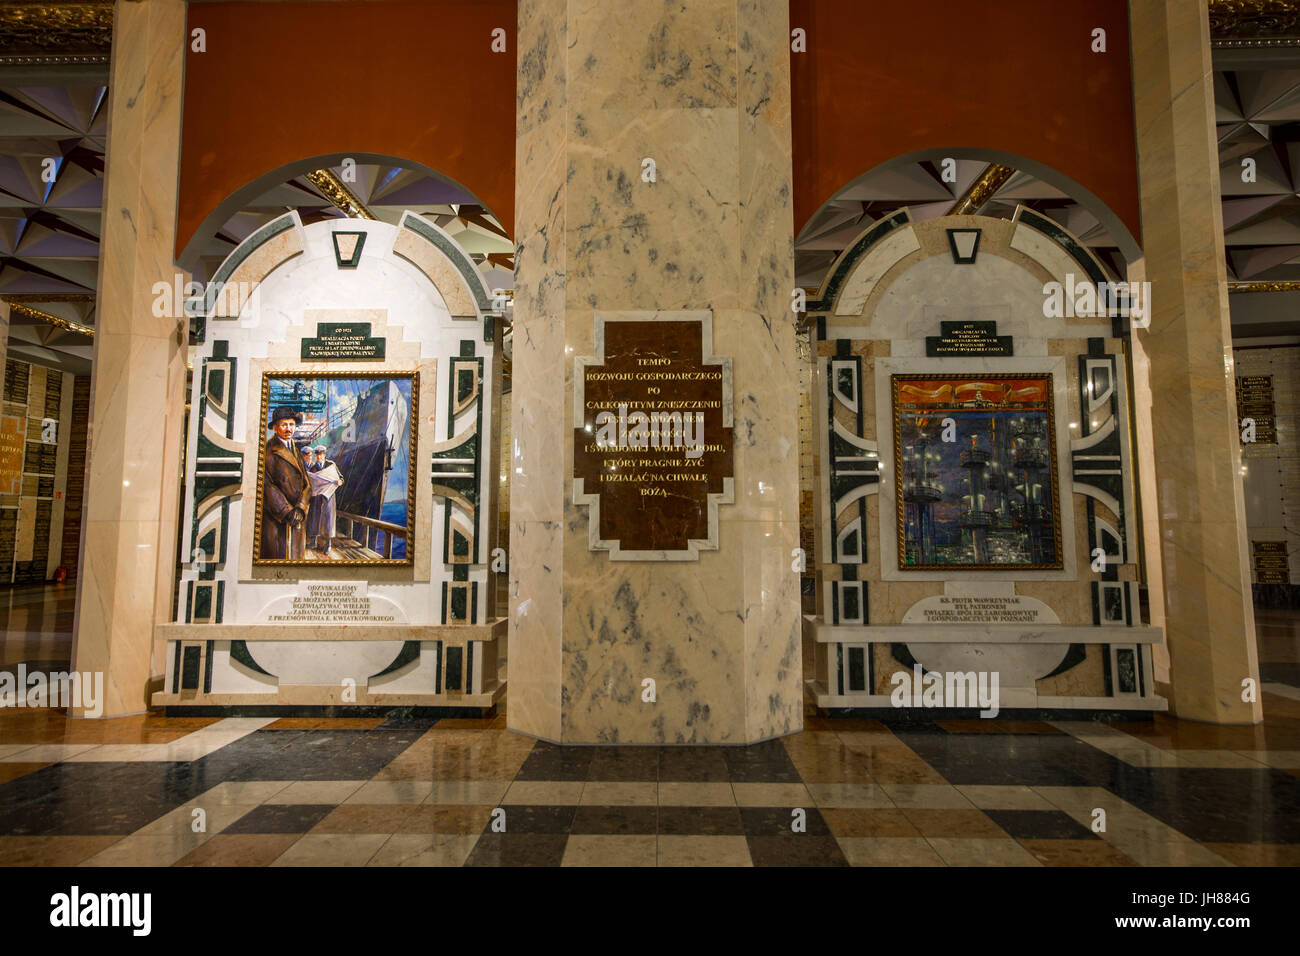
321, 379, 410, 520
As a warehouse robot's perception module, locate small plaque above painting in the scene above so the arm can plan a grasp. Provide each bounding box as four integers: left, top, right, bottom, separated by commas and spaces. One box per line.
925, 320, 1013, 357
301, 322, 386, 361
573, 316, 734, 560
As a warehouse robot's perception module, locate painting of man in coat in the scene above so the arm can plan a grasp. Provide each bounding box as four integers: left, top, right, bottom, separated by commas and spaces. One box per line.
260, 406, 311, 559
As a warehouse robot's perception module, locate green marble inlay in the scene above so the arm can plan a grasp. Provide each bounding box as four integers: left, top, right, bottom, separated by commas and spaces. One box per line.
371, 641, 421, 679
208, 213, 296, 309
230, 640, 272, 676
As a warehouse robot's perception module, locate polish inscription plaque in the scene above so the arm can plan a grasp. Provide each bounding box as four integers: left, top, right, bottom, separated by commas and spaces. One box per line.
573, 317, 734, 560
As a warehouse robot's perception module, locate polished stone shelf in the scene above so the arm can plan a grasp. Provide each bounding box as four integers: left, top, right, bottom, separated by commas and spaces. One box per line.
804, 615, 1163, 644
155, 618, 507, 643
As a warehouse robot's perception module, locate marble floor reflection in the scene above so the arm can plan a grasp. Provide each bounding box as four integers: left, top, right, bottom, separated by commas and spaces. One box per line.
0, 588, 1296, 867
0, 583, 75, 669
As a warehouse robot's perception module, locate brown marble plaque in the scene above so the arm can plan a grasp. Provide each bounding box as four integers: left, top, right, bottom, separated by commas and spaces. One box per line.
573, 318, 734, 559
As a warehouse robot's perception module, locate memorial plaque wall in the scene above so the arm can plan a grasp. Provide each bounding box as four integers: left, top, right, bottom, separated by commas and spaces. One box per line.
59, 376, 90, 579
0, 359, 72, 583
1237, 374, 1278, 444
1252, 540, 1291, 585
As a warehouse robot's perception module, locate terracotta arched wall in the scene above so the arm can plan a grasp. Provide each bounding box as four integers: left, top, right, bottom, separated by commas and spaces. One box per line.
789, 0, 1141, 247
177, 0, 516, 262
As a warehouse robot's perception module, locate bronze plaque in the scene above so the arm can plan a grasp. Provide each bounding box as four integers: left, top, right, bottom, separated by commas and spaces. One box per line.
573, 317, 734, 560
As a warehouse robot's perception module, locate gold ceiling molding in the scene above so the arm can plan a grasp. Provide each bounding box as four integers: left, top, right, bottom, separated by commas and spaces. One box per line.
1228, 280, 1300, 292
1210, 0, 1300, 44
4, 300, 94, 337
305, 169, 376, 220
948, 163, 1015, 217
0, 1, 112, 62
0, 292, 95, 304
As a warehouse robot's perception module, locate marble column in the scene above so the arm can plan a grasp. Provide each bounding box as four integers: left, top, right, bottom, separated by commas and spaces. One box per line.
511, 0, 802, 743
1130, 0, 1261, 723
71, 0, 188, 717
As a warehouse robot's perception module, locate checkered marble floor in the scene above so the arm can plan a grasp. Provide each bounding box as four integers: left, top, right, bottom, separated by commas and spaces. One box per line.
1, 702, 1298, 866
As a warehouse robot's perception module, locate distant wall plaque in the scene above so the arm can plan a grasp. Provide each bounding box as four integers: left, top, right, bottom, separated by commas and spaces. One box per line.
925, 320, 1013, 357
1252, 540, 1290, 585
1236, 374, 1277, 444
573, 316, 734, 560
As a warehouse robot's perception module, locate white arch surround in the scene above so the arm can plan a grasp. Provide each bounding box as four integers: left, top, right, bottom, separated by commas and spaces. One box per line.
153, 212, 506, 710
806, 212, 1165, 716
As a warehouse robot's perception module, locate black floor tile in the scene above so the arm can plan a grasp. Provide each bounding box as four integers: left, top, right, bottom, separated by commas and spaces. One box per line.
722, 740, 802, 783
1115, 768, 1300, 844
740, 806, 833, 836
984, 810, 1099, 840
489, 804, 579, 834
513, 743, 595, 781
746, 834, 848, 866
570, 805, 658, 834
656, 805, 744, 835
658, 747, 730, 782
586, 747, 660, 781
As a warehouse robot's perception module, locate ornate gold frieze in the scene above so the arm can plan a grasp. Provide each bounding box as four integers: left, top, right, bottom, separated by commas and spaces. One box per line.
4, 300, 94, 337
0, 2, 112, 59
304, 169, 376, 220
1227, 280, 1300, 292
1210, 0, 1300, 42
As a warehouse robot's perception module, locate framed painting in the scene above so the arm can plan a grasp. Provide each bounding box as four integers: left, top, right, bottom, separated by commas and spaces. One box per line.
254, 371, 418, 566
892, 373, 1062, 571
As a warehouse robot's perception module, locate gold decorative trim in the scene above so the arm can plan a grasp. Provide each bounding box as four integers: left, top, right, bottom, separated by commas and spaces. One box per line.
1210, 0, 1300, 40
948, 164, 1016, 217
305, 169, 376, 221
4, 300, 93, 337
1, 292, 95, 304
0, 2, 113, 56
1228, 280, 1300, 292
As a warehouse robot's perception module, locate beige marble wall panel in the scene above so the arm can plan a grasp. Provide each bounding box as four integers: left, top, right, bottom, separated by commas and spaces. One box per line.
563, 107, 743, 311
391, 231, 477, 317
1035, 645, 1105, 697
1130, 0, 1260, 722
219, 230, 304, 317
71, 0, 187, 717
564, 0, 738, 113
512, 0, 800, 743
736, 0, 801, 740
509, 0, 569, 742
